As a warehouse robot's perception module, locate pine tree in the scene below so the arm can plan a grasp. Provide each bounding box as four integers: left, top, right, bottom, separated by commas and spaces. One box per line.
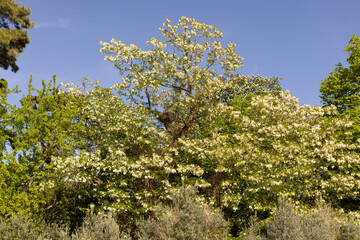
0, 0, 34, 73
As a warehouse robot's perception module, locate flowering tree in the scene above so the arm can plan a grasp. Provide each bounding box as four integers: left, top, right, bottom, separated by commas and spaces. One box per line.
170, 91, 359, 231
52, 17, 360, 235
100, 16, 244, 147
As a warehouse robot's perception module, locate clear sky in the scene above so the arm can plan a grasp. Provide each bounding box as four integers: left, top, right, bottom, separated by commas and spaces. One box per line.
2, 0, 360, 106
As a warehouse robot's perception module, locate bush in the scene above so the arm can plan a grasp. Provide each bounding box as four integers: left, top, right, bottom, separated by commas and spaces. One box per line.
241, 215, 266, 240
242, 199, 360, 240
266, 198, 305, 240
40, 223, 71, 240
0, 214, 42, 240
136, 185, 229, 240
71, 210, 128, 240
338, 216, 360, 240
0, 210, 130, 240
3, 197, 360, 240
301, 201, 338, 240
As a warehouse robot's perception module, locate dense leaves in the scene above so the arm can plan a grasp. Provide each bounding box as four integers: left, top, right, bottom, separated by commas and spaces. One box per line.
0, 17, 359, 238
0, 77, 90, 227
320, 34, 360, 142
0, 0, 33, 73
56, 17, 360, 235
320, 34, 360, 113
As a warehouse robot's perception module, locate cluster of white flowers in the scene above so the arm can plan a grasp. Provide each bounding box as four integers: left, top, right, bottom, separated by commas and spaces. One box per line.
52, 17, 360, 225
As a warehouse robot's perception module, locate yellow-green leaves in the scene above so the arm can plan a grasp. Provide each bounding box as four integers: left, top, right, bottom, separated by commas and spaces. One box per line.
0, 76, 89, 222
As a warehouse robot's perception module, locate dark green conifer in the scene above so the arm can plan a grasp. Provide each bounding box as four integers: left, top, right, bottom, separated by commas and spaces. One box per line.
0, 0, 34, 73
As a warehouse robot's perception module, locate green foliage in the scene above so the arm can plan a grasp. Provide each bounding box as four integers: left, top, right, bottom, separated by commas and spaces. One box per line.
53, 18, 359, 236
1, 16, 359, 239
220, 75, 282, 104
100, 16, 244, 147
0, 79, 17, 153
320, 34, 360, 142
0, 76, 91, 227
225, 92, 358, 218
0, 0, 34, 73
53, 83, 166, 231
320, 34, 360, 113
136, 186, 229, 240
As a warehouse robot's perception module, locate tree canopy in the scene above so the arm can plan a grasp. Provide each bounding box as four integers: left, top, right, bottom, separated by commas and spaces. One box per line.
320, 34, 360, 142
320, 34, 360, 113
0, 0, 33, 73
0, 16, 359, 238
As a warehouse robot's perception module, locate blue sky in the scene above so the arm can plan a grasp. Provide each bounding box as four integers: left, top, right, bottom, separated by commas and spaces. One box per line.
2, 0, 360, 105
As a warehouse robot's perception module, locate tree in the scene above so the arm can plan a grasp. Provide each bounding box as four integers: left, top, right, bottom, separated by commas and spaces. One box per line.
320, 34, 360, 141
0, 0, 34, 73
0, 0, 33, 157
57, 16, 244, 230
53, 83, 167, 232
100, 16, 244, 147
0, 77, 91, 228
55, 82, 359, 236
50, 17, 359, 237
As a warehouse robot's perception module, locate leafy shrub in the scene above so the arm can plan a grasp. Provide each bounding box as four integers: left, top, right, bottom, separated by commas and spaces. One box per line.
242, 199, 360, 240
0, 210, 130, 240
338, 216, 360, 240
71, 210, 128, 240
0, 213, 42, 240
266, 198, 305, 240
136, 185, 229, 240
241, 215, 266, 240
39, 223, 71, 240
301, 201, 338, 240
